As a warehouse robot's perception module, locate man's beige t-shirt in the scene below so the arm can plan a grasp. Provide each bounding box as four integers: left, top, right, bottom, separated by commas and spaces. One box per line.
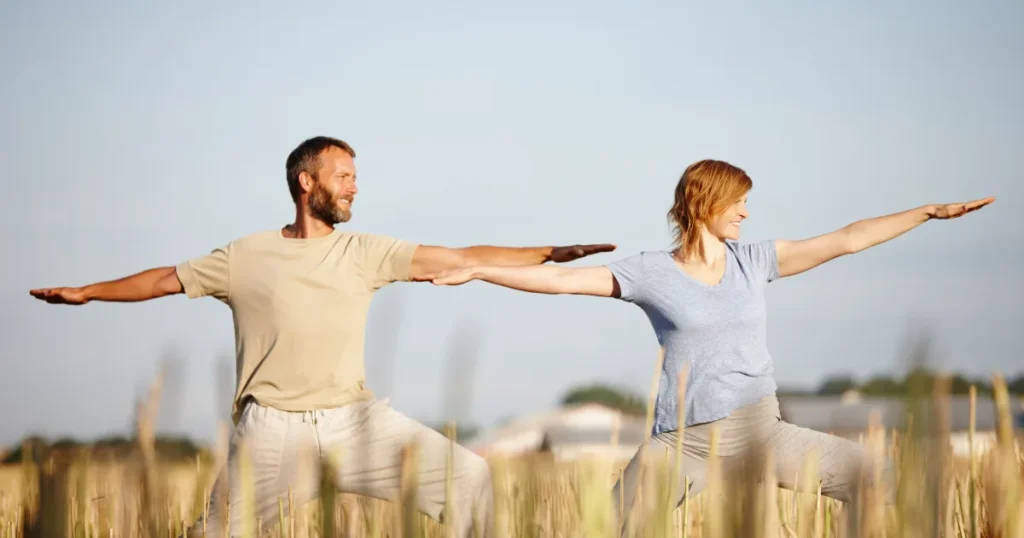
175, 228, 418, 424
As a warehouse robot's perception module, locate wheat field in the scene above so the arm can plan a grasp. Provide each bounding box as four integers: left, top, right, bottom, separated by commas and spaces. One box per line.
2, 376, 1021, 538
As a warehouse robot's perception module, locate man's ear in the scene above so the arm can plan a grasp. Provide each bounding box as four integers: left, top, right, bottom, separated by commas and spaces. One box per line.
298, 171, 315, 196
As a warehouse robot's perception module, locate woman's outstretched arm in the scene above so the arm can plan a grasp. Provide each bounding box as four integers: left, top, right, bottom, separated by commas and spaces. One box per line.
413, 264, 621, 297
776, 197, 994, 278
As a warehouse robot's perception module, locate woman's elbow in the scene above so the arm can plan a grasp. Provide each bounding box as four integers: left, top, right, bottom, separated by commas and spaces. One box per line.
837, 229, 861, 255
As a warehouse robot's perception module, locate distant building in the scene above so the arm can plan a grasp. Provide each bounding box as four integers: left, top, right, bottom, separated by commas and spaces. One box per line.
470, 393, 1024, 461
468, 403, 646, 462
777, 391, 1023, 458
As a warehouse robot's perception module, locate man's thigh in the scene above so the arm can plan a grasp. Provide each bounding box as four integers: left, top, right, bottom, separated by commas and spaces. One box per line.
316, 399, 488, 516
192, 404, 320, 537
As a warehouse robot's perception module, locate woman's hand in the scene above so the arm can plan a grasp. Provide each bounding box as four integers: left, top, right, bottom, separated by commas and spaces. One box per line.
412, 267, 478, 286
925, 197, 995, 220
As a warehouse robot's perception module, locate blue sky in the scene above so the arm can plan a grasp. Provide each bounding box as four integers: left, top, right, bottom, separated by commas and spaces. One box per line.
1, 1, 1021, 446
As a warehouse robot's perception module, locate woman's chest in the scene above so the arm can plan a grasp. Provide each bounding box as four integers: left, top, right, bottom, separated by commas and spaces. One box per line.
643, 277, 768, 335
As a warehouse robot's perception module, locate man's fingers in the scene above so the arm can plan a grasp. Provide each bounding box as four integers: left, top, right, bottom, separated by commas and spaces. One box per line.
571, 244, 617, 256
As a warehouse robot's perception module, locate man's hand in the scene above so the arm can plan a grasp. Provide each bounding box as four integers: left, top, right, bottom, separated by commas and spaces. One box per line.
29, 267, 183, 305
549, 244, 617, 263
408, 243, 616, 281
30, 287, 90, 305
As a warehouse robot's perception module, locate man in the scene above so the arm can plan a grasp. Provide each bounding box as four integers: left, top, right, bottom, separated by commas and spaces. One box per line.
30, 136, 615, 538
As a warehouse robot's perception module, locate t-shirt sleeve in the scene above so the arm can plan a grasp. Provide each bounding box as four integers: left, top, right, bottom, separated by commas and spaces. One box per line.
175, 244, 232, 302
605, 252, 647, 303
357, 234, 419, 290
738, 240, 780, 284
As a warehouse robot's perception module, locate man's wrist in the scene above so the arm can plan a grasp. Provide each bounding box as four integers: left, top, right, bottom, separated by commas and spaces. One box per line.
80, 284, 98, 301
541, 246, 556, 263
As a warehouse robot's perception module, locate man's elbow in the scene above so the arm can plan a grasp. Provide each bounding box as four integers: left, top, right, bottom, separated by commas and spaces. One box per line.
156, 267, 184, 296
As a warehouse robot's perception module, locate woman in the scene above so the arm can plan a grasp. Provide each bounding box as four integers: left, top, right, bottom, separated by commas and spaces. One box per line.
416, 160, 993, 533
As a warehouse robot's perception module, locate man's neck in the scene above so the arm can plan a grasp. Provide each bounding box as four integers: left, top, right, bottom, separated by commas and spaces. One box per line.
283, 209, 335, 239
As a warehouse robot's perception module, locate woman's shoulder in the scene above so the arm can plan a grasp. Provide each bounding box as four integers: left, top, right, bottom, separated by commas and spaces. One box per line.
604, 249, 678, 285
607, 249, 674, 268
727, 239, 776, 257
727, 240, 779, 280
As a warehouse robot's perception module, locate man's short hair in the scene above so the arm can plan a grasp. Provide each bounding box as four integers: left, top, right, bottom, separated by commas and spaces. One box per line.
285, 136, 356, 202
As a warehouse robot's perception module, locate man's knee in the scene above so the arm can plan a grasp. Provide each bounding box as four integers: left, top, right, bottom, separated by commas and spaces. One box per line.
464, 452, 492, 495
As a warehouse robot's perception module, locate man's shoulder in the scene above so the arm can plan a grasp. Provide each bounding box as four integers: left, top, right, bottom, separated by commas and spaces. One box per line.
227, 228, 403, 246
223, 228, 418, 262
226, 229, 283, 248
336, 230, 419, 250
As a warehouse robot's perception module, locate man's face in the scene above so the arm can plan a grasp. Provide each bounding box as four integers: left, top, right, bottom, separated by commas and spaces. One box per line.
306, 147, 358, 224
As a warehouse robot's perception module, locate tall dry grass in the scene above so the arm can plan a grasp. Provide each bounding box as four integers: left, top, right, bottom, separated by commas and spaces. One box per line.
2, 370, 1021, 537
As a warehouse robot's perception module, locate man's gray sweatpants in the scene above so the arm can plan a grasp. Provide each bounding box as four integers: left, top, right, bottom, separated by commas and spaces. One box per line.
611, 393, 894, 536
187, 398, 493, 538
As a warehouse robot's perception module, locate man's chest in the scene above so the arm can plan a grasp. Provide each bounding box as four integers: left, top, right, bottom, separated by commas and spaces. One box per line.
230, 257, 373, 316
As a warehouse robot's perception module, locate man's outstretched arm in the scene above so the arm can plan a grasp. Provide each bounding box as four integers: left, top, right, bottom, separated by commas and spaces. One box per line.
407, 243, 616, 280
29, 267, 184, 305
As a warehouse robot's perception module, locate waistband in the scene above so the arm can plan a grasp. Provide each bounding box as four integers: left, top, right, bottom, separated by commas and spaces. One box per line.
239, 397, 388, 424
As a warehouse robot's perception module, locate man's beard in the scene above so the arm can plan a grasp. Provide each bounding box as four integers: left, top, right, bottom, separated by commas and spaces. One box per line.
308, 182, 352, 224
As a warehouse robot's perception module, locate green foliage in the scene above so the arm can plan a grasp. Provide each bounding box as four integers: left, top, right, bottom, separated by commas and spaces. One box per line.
814, 369, 1022, 397
429, 423, 480, 441
815, 374, 858, 395
859, 375, 905, 395
1008, 374, 1024, 395
2, 435, 203, 464
561, 384, 647, 416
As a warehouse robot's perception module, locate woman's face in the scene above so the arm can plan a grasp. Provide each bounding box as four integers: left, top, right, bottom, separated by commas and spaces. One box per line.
706, 194, 749, 241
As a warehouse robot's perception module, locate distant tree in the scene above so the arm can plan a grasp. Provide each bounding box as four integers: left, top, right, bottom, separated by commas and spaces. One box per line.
94, 436, 131, 447
3, 434, 205, 465
949, 374, 973, 394
1008, 373, 1024, 395
561, 384, 647, 416
903, 367, 936, 396
429, 423, 480, 442
816, 375, 858, 395
775, 388, 815, 397
859, 376, 903, 396
2, 436, 48, 464
153, 436, 202, 461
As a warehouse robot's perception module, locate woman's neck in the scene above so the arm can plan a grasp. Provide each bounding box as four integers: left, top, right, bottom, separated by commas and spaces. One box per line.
678, 229, 727, 266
